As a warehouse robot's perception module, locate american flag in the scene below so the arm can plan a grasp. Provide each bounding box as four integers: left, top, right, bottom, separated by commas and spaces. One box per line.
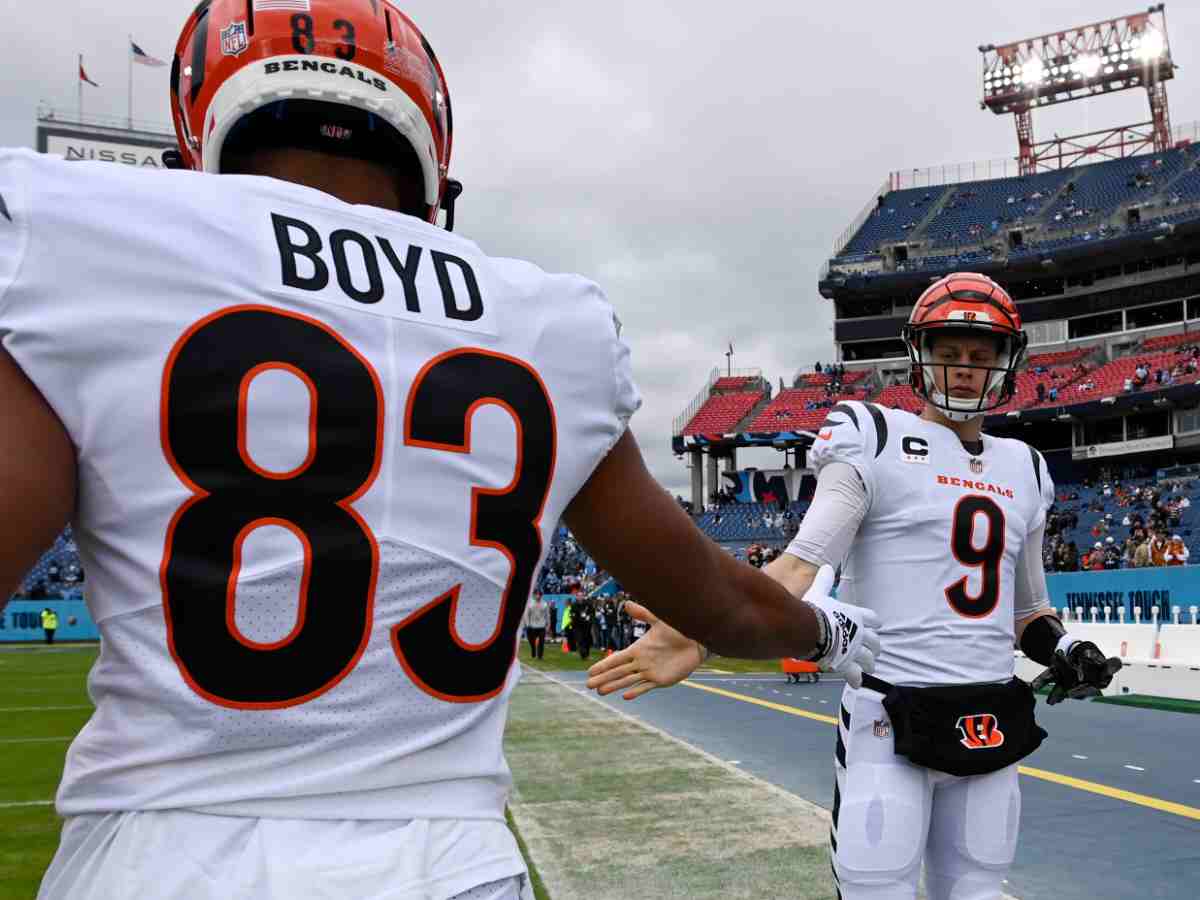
130, 40, 167, 68
254, 0, 312, 11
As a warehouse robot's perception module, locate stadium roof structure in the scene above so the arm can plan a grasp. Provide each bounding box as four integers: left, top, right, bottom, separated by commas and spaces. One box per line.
979, 5, 1175, 174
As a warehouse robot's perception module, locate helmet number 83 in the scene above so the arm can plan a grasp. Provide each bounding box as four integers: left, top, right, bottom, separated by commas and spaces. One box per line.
159, 306, 554, 710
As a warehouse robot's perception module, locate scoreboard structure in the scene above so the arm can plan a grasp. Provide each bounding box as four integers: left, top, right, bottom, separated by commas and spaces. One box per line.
35, 105, 176, 168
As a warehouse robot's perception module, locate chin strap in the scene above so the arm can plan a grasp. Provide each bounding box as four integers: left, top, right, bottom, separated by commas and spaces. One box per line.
441, 179, 463, 231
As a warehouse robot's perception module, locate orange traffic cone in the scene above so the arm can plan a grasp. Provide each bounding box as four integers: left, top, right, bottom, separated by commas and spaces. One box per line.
562, 641, 571, 653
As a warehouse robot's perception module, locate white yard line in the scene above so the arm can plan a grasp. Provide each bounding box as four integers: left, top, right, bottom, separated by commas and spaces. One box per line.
1124, 764, 1146, 772
0, 706, 91, 712
0, 800, 53, 809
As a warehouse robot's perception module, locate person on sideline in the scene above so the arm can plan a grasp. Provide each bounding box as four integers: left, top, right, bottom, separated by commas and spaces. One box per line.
0, 4, 880, 898
590, 273, 1119, 900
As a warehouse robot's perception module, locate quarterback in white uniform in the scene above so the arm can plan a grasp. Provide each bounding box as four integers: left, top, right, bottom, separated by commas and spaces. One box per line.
0, 2, 881, 898
590, 273, 1120, 900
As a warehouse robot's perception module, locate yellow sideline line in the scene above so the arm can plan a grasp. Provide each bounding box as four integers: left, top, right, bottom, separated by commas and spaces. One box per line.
683, 680, 840, 725
680, 680, 1200, 822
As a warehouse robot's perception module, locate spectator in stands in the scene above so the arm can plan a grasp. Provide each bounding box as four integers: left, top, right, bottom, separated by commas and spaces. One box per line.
1063, 541, 1080, 572
1042, 539, 1057, 572
1048, 386, 1059, 402
1086, 543, 1106, 571
1133, 364, 1149, 388
1122, 536, 1139, 569
1150, 531, 1170, 567
814, 362, 822, 374
1103, 538, 1121, 570
1166, 536, 1190, 566
1036, 382, 1046, 404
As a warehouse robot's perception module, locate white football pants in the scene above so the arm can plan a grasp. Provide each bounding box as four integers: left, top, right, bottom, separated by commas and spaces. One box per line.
37, 810, 532, 900
830, 684, 1021, 900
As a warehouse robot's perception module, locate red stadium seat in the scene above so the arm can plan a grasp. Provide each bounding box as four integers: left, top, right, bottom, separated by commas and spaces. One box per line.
682, 391, 765, 435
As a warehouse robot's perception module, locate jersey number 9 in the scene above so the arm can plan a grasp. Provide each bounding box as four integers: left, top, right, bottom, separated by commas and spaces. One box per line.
945, 495, 1005, 618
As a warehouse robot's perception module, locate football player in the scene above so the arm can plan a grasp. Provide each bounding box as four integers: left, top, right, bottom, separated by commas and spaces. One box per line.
588, 272, 1121, 900
0, 3, 879, 899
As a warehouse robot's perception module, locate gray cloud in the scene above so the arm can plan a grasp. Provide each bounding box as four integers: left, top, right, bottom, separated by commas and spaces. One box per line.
4, 0, 1199, 492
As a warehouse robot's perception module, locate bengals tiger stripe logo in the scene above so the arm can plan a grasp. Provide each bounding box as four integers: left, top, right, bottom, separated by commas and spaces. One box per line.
956, 713, 1005, 749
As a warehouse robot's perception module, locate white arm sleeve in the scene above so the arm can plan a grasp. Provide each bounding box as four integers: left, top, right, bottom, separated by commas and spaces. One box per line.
1013, 519, 1051, 622
784, 462, 869, 569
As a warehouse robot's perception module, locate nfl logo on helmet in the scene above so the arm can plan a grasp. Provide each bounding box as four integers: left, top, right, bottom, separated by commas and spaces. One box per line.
220, 22, 249, 57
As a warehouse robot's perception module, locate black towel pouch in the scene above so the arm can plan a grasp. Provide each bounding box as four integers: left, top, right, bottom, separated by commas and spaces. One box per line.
871, 676, 1047, 777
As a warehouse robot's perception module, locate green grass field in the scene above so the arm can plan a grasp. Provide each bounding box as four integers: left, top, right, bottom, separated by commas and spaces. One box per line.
0, 644, 552, 900
0, 640, 777, 899
0, 645, 97, 900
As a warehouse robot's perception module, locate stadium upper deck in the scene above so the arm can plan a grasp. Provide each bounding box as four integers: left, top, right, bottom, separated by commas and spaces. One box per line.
829, 143, 1200, 278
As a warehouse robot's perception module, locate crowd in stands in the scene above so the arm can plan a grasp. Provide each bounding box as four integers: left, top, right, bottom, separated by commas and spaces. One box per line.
535, 525, 600, 595
829, 145, 1200, 273
1122, 342, 1200, 392
1041, 469, 1195, 572
18, 527, 85, 600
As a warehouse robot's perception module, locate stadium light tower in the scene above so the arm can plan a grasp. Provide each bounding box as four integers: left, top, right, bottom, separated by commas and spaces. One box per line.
979, 4, 1175, 175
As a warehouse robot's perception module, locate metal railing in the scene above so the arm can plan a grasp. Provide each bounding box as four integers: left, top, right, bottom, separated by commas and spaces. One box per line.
36, 103, 174, 140
831, 176, 891, 256
671, 368, 765, 436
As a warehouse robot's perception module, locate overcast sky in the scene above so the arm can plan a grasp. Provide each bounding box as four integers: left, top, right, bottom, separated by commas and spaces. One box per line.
4, 0, 1200, 495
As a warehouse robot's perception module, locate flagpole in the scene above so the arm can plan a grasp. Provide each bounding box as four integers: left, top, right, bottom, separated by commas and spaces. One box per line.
128, 35, 133, 128
78, 54, 83, 121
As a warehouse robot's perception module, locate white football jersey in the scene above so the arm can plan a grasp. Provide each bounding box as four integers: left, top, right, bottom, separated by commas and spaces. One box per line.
0, 149, 640, 820
809, 401, 1054, 687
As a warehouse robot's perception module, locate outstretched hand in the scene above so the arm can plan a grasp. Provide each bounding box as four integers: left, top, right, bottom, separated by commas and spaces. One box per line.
585, 602, 705, 700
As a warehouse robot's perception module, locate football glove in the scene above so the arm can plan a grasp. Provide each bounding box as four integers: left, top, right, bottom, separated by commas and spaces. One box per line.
802, 564, 880, 689
1030, 640, 1122, 705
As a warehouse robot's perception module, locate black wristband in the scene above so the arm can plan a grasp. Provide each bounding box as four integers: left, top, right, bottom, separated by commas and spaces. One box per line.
1020, 613, 1067, 667
802, 603, 830, 662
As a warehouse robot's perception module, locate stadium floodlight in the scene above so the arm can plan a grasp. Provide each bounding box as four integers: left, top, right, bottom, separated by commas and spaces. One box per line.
1136, 31, 1165, 60
979, 5, 1175, 174
981, 6, 1173, 114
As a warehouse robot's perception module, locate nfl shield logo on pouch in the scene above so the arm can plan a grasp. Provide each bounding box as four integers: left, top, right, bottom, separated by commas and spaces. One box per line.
221, 21, 249, 57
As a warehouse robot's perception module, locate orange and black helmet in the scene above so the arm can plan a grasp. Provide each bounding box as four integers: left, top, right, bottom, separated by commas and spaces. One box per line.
168, 0, 459, 226
901, 273, 1028, 421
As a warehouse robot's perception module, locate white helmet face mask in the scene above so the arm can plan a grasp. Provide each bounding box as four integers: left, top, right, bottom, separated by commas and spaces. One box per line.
914, 331, 1013, 423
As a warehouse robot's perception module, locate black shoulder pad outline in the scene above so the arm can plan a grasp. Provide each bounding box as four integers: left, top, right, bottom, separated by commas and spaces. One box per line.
865, 403, 888, 458
1029, 445, 1043, 495
821, 403, 860, 432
